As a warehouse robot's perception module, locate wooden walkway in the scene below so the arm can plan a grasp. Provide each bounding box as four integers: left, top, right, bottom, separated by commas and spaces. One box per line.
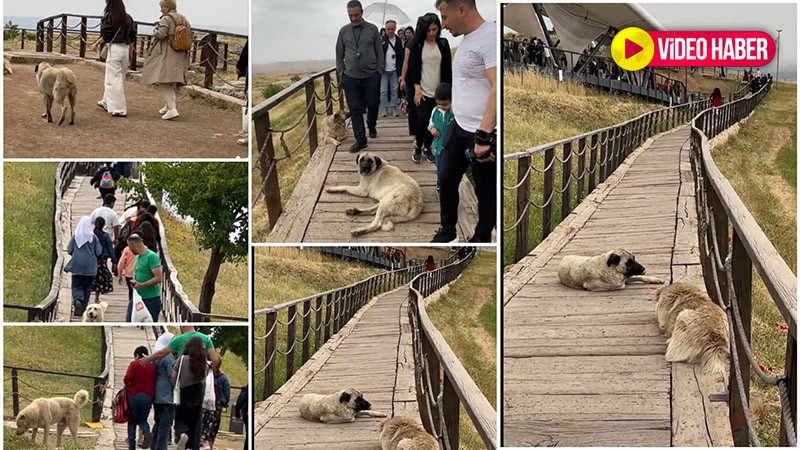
267, 115, 483, 243
254, 287, 417, 449
503, 126, 731, 446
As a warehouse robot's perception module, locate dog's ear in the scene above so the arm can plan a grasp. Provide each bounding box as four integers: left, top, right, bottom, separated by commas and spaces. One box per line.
374, 156, 383, 169
339, 391, 351, 404
34, 63, 39, 73
355, 154, 362, 165
607, 253, 621, 267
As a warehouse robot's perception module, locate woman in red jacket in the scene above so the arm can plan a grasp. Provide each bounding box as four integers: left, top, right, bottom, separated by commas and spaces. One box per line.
125, 346, 157, 450
711, 87, 724, 108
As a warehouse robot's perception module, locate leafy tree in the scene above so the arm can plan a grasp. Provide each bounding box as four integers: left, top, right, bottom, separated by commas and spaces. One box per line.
142, 163, 248, 314
261, 83, 283, 100
290, 75, 301, 82
4, 21, 20, 41
199, 326, 248, 361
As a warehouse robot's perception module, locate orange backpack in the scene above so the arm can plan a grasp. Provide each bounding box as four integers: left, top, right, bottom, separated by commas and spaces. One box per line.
165, 13, 192, 52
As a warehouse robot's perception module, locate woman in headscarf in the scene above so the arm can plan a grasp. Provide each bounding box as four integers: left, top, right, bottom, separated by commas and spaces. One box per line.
151, 332, 176, 450
65, 217, 103, 317
172, 336, 209, 450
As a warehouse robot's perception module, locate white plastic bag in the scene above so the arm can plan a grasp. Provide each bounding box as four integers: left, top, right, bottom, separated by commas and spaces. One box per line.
131, 290, 154, 323
203, 364, 216, 411
173, 357, 183, 405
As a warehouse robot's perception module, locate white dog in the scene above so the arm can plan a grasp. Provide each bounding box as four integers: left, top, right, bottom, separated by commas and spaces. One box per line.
34, 62, 77, 126
16, 389, 88, 448
299, 389, 387, 424
82, 301, 108, 322
380, 416, 439, 450
4, 58, 12, 74
557, 249, 665, 291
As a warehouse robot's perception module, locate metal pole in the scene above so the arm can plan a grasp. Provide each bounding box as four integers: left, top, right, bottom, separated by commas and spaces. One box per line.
532, 3, 560, 69
776, 29, 782, 83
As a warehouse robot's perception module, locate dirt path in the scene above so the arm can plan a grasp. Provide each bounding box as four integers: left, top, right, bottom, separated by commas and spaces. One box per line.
4, 60, 246, 158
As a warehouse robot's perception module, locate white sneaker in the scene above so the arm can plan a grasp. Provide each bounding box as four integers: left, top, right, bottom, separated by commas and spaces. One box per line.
176, 433, 188, 450
159, 105, 169, 115
237, 137, 247, 146
162, 109, 179, 120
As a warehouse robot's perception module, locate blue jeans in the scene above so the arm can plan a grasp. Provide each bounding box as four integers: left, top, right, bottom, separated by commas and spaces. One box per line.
71, 275, 94, 314
341, 72, 381, 143
151, 403, 175, 450
127, 393, 152, 446
126, 295, 162, 322
380, 71, 399, 112
434, 151, 443, 186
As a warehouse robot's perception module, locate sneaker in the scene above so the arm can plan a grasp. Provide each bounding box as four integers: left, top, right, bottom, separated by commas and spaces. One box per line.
162, 109, 179, 120
412, 146, 422, 163
431, 227, 458, 243
176, 433, 189, 450
97, 100, 107, 111
349, 140, 368, 153
159, 105, 169, 115
111, 112, 127, 118
237, 137, 247, 146
141, 432, 153, 448
369, 128, 378, 139
423, 147, 435, 163
468, 234, 491, 243
381, 109, 387, 118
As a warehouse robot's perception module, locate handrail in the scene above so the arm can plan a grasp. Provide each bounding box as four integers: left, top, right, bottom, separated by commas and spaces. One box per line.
689, 78, 797, 446
503, 94, 710, 264
318, 246, 401, 270
407, 250, 497, 449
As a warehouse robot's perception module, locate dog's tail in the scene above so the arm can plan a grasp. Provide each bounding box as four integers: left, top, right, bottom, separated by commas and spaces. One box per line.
74, 389, 89, 408
700, 342, 730, 386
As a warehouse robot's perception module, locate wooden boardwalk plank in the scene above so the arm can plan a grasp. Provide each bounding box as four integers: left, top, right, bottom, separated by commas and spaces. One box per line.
254, 288, 417, 450
503, 127, 731, 447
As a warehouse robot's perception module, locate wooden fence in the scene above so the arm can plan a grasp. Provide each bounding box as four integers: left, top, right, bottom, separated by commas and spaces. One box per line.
504, 99, 710, 264
690, 79, 797, 447
251, 67, 343, 229
407, 250, 497, 449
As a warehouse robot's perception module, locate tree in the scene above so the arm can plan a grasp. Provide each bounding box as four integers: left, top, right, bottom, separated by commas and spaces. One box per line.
198, 326, 248, 361
4, 21, 20, 41
142, 163, 248, 315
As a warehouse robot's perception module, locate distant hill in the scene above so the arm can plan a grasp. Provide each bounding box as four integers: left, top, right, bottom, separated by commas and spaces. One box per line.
253, 60, 336, 76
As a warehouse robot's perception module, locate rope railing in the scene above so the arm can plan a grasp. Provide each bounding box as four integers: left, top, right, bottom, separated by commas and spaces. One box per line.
407, 249, 497, 449
504, 95, 710, 264
254, 262, 426, 399
252, 67, 344, 230
689, 78, 797, 446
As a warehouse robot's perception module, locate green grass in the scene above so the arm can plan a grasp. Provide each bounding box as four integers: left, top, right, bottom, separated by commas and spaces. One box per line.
253, 248, 385, 401
3, 327, 102, 422
503, 70, 662, 267
159, 210, 248, 319
3, 163, 57, 322
3, 430, 97, 450
709, 81, 796, 446
427, 251, 497, 450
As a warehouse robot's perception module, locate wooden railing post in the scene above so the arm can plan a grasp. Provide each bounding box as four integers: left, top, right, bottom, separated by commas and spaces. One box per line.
599, 129, 609, 182
561, 142, 571, 220
11, 369, 19, 417
302, 299, 311, 364
286, 305, 297, 380
730, 230, 752, 446
92, 377, 104, 422
576, 137, 586, 202
314, 296, 322, 351
515, 156, 530, 263
443, 371, 460, 450
306, 81, 319, 155
588, 133, 598, 192
79, 17, 87, 58
323, 72, 334, 115
423, 331, 441, 435
222, 43, 229, 71
324, 292, 333, 341
21, 30, 25, 49
542, 148, 555, 238
60, 15, 67, 54
254, 111, 282, 228
204, 33, 218, 89
711, 187, 729, 306
265, 311, 277, 397
47, 18, 54, 52
36, 21, 44, 52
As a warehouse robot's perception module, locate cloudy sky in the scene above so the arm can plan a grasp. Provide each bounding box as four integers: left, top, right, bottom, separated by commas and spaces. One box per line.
253, 0, 498, 63
4, 0, 248, 31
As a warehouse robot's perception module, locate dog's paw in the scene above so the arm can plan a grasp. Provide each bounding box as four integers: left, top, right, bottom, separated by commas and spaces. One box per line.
345, 208, 360, 216
41, 112, 47, 118
372, 411, 388, 418
350, 229, 364, 237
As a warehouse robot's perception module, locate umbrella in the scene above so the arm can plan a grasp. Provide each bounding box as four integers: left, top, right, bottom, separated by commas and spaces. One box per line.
363, 2, 412, 26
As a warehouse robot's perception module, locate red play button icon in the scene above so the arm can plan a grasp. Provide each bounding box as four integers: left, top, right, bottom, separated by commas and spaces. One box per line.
625, 39, 644, 59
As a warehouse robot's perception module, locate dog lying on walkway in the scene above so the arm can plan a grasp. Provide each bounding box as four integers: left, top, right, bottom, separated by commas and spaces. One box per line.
557, 249, 665, 291
299, 389, 388, 423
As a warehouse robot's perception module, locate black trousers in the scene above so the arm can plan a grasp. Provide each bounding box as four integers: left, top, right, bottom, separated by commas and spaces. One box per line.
414, 95, 436, 149
341, 72, 381, 143
438, 122, 496, 241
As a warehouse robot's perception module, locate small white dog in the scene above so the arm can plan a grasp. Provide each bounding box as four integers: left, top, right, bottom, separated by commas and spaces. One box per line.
82, 301, 108, 322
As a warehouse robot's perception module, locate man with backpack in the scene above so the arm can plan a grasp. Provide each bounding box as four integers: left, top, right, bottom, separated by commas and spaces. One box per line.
142, 0, 192, 120
91, 163, 122, 205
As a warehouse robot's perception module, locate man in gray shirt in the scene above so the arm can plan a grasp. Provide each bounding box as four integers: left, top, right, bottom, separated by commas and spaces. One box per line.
336, 0, 384, 152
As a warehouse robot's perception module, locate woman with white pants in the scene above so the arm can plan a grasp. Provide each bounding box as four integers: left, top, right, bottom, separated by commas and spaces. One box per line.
142, 0, 191, 120
93, 0, 136, 117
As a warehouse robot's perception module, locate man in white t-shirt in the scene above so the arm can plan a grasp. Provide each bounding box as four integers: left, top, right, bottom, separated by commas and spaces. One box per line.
432, 0, 496, 243
89, 194, 121, 247
381, 20, 404, 117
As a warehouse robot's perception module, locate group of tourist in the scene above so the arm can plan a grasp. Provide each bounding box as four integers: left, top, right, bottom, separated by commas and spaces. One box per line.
335, 0, 497, 243
123, 327, 248, 450
65, 163, 164, 321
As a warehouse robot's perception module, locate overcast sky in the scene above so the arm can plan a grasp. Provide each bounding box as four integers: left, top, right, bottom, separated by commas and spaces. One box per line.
4, 0, 248, 30
253, 0, 497, 63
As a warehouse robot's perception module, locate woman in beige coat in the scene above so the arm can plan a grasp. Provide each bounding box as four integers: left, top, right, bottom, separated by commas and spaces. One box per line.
142, 0, 190, 120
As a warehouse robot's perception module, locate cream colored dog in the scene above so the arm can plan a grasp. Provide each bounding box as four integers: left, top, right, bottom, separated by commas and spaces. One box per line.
380, 416, 439, 450
35, 62, 77, 126
320, 109, 349, 147
298, 389, 387, 424
15, 389, 88, 448
326, 152, 423, 237
656, 282, 730, 384
82, 301, 108, 322
557, 249, 665, 291
4, 58, 13, 74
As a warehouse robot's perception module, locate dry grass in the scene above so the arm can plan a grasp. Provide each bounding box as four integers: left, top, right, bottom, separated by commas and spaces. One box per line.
710, 82, 796, 446
502, 70, 661, 266
427, 250, 497, 449
656, 67, 747, 97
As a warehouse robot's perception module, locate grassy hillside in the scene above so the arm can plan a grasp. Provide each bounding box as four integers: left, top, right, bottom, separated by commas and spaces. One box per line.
709, 81, 796, 446
503, 70, 662, 266
427, 250, 497, 450
159, 210, 248, 318
3, 163, 57, 321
